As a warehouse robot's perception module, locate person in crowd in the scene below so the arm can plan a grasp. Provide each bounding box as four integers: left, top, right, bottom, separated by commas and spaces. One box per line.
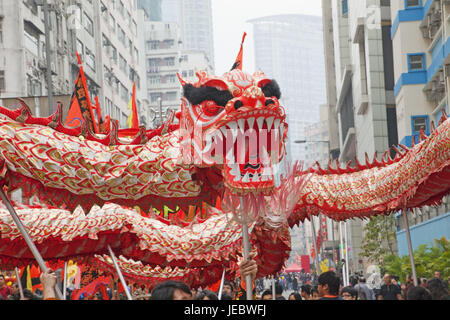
300, 284, 312, 300
432, 271, 448, 289
317, 271, 342, 300
377, 274, 402, 300
288, 292, 302, 300
274, 282, 285, 300
407, 286, 432, 300
151, 280, 193, 300
221, 280, 235, 299
401, 274, 415, 300
221, 293, 234, 300
341, 286, 358, 300
0, 274, 11, 300
195, 289, 218, 300
311, 287, 320, 300
7, 283, 20, 300
426, 277, 450, 300
261, 289, 273, 300
354, 276, 375, 300
419, 276, 427, 288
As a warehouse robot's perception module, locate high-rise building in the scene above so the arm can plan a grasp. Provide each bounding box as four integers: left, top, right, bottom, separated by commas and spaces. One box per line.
137, 0, 162, 21
248, 14, 327, 163
161, 0, 215, 72
390, 0, 450, 255
141, 18, 214, 127
0, 0, 73, 116
321, 0, 398, 274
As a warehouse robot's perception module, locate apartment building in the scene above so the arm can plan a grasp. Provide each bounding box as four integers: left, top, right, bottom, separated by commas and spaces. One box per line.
0, 0, 146, 129
390, 0, 450, 255
142, 19, 213, 127
322, 0, 399, 274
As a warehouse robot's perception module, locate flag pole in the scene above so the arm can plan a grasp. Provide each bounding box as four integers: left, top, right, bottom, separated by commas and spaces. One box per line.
0, 189, 64, 300
217, 266, 226, 300
15, 267, 24, 300
107, 245, 133, 300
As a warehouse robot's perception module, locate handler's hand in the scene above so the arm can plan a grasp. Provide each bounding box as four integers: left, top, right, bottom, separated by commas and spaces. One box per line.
40, 269, 58, 300
238, 251, 258, 281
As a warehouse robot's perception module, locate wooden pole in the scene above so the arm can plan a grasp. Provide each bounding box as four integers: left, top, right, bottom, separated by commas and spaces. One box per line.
402, 209, 418, 286
240, 197, 253, 300
107, 245, 133, 300
15, 267, 24, 300
63, 261, 68, 300
0, 189, 64, 300
218, 266, 226, 300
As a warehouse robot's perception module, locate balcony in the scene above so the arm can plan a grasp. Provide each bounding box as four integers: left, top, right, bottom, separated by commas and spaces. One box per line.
419, 1, 442, 41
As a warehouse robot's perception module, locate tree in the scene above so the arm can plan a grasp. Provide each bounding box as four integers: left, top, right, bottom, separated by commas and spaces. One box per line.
383, 237, 450, 281
360, 215, 397, 266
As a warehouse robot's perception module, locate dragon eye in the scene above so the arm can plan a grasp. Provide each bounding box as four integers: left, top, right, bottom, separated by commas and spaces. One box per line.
202, 101, 222, 116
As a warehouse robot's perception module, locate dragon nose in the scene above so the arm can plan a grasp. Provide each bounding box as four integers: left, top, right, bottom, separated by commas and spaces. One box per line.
240, 86, 265, 109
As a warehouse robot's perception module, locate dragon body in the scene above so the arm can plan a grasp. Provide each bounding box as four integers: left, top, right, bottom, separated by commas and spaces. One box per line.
0, 66, 449, 289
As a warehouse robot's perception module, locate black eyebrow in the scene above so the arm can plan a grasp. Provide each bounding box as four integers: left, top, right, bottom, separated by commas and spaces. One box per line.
261, 80, 281, 100
183, 84, 234, 107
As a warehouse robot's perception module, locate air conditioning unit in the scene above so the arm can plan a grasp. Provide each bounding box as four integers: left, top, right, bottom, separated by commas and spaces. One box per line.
431, 12, 441, 25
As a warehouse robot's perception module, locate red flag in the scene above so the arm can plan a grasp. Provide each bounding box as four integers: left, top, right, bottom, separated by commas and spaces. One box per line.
65, 52, 99, 133
126, 83, 139, 129
231, 32, 247, 71
94, 96, 104, 131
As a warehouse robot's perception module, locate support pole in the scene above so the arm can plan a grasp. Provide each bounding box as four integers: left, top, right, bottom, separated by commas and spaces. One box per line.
107, 245, 133, 300
402, 209, 418, 286
310, 216, 320, 275
339, 221, 346, 286
63, 261, 68, 300
240, 197, 253, 300
15, 267, 24, 300
0, 189, 63, 300
217, 266, 226, 300
272, 276, 276, 300
344, 221, 349, 286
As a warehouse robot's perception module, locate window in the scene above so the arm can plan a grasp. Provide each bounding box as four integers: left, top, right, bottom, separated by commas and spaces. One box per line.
411, 115, 428, 134
119, 54, 127, 73
0, 70, 5, 92
150, 93, 162, 103
408, 53, 425, 72
342, 0, 348, 16
83, 12, 94, 36
405, 0, 421, 8
85, 47, 96, 70
0, 18, 3, 44
166, 92, 177, 101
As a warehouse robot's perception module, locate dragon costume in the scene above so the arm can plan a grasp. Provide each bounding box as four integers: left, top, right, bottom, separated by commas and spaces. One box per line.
0, 47, 449, 290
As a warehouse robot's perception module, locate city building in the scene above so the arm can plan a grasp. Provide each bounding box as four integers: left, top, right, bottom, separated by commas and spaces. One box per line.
98, 0, 145, 128
161, 0, 215, 73
141, 16, 213, 127
390, 0, 450, 255
248, 14, 327, 163
303, 105, 331, 168
321, 0, 398, 274
0, 0, 73, 116
137, 0, 162, 21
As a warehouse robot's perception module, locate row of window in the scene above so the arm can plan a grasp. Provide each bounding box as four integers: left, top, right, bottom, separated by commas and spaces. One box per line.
149, 92, 179, 103
104, 97, 128, 128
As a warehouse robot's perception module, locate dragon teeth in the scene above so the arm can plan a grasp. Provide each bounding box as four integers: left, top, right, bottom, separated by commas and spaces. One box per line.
247, 118, 255, 131
227, 121, 238, 143
266, 117, 274, 131
242, 172, 250, 183
237, 119, 246, 135
257, 117, 265, 130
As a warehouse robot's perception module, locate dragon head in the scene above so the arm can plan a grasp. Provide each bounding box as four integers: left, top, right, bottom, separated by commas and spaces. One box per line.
178, 69, 288, 194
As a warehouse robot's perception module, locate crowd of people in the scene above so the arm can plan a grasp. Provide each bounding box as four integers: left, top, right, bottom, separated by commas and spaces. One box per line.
1, 256, 449, 300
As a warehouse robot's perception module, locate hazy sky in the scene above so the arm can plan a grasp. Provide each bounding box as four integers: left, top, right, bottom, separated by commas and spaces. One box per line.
211, 0, 323, 75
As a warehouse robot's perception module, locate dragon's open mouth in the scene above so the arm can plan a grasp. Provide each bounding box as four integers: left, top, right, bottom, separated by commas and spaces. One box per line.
208, 110, 286, 193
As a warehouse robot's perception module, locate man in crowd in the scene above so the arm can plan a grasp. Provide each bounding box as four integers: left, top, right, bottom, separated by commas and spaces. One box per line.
317, 271, 342, 300
377, 274, 402, 300
0, 274, 11, 300
341, 286, 358, 300
354, 276, 375, 300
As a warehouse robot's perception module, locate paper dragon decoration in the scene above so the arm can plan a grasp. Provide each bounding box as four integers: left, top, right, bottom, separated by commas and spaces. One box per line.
0, 36, 449, 292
